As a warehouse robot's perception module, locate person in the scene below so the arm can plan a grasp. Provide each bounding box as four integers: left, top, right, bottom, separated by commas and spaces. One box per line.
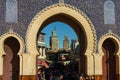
49, 71, 53, 80
79, 74, 86, 80
38, 60, 50, 80
37, 68, 42, 80
58, 74, 64, 80
40, 60, 49, 69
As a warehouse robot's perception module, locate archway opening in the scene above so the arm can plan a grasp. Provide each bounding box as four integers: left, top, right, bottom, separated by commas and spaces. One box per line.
39, 14, 87, 55
3, 37, 20, 80
36, 13, 87, 80
102, 38, 118, 80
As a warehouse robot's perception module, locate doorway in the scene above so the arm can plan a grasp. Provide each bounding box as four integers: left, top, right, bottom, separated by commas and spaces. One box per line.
36, 13, 87, 80
3, 37, 20, 80
102, 38, 117, 80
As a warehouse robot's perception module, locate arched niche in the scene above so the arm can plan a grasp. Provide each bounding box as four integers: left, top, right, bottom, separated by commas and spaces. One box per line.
6, 0, 18, 22
104, 0, 115, 24
0, 29, 25, 79
98, 31, 120, 80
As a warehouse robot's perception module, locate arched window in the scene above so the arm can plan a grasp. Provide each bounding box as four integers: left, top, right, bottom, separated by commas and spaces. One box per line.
6, 0, 18, 22
104, 0, 115, 24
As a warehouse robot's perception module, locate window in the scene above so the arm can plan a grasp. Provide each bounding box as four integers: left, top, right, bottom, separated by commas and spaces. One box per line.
6, 0, 18, 22
104, 0, 115, 24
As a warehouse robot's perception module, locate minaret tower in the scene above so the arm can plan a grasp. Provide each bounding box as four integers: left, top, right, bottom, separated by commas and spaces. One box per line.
50, 27, 59, 51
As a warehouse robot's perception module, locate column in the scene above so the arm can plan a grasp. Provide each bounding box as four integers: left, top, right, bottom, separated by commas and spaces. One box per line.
86, 54, 94, 75
86, 54, 94, 79
39, 47, 42, 55
28, 54, 37, 80
116, 55, 120, 80
38, 47, 46, 59
94, 54, 103, 80
19, 54, 23, 80
43, 48, 46, 59
0, 55, 3, 80
19, 53, 37, 80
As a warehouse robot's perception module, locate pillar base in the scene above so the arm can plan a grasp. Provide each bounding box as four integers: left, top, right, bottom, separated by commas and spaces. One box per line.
94, 75, 102, 80
0, 75, 2, 80
19, 75, 37, 80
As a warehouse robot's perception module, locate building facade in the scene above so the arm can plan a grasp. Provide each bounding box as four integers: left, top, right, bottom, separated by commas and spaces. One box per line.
71, 39, 79, 52
63, 35, 69, 50
50, 28, 59, 51
0, 0, 120, 80
37, 33, 46, 60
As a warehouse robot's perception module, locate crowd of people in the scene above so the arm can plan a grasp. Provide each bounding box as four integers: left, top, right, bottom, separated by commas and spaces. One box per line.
37, 60, 86, 80
37, 68, 86, 80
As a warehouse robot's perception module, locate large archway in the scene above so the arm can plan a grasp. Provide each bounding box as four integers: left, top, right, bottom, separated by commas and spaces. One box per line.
26, 3, 96, 77
38, 13, 88, 75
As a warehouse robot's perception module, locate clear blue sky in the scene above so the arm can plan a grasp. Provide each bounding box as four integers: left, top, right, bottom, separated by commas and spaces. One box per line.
41, 21, 78, 48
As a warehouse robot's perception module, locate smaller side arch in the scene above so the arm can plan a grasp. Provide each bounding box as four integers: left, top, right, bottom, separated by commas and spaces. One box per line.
98, 31, 120, 79
98, 31, 120, 55
0, 29, 25, 79
0, 29, 25, 56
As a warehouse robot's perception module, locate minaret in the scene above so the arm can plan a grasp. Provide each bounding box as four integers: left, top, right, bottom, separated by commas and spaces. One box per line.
50, 27, 59, 51
63, 35, 69, 50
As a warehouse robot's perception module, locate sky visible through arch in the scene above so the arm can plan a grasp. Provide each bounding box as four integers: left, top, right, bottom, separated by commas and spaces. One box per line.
41, 21, 78, 48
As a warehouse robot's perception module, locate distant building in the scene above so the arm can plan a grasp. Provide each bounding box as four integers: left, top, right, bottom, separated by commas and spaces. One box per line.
63, 35, 69, 50
37, 33, 46, 59
50, 28, 59, 51
71, 39, 79, 53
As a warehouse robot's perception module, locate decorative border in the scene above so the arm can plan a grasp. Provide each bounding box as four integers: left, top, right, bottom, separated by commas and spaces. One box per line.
98, 30, 120, 55
26, 3, 96, 55
0, 29, 25, 55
